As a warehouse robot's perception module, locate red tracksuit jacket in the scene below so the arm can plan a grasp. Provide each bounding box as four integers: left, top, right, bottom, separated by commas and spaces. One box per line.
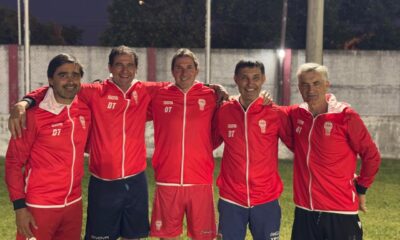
6, 88, 91, 208
214, 98, 293, 207
289, 94, 381, 213
150, 82, 217, 185
26, 79, 163, 180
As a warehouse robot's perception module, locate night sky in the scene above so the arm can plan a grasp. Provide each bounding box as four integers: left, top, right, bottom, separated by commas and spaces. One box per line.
0, 0, 112, 45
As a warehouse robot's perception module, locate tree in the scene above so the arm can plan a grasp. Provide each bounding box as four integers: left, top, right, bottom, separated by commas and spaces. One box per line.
285, 0, 307, 49
331, 0, 400, 50
0, 6, 83, 45
101, 0, 205, 47
0, 7, 19, 43
101, 0, 283, 48
212, 1, 282, 48
286, 0, 400, 50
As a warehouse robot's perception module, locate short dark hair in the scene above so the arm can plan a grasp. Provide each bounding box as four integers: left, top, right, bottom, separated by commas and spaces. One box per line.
234, 60, 265, 75
171, 48, 199, 71
108, 45, 138, 67
47, 53, 84, 78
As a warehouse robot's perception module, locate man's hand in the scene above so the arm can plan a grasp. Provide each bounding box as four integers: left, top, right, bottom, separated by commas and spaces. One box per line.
209, 84, 229, 104
260, 90, 273, 105
15, 208, 37, 239
358, 194, 367, 213
8, 101, 29, 139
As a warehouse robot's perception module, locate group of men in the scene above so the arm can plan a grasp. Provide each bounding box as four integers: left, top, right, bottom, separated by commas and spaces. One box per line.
5, 45, 381, 240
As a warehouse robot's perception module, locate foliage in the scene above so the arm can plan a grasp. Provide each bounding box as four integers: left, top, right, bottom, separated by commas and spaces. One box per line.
0, 6, 19, 43
287, 0, 400, 49
101, 0, 205, 47
212, 1, 282, 48
102, 0, 400, 50
0, 6, 83, 45
102, 0, 284, 48
1, 158, 399, 239
335, 0, 400, 50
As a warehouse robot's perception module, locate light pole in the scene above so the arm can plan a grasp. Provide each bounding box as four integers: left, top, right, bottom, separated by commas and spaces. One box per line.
23, 0, 30, 93
306, 0, 324, 64
205, 0, 211, 84
277, 0, 288, 105
17, 0, 22, 45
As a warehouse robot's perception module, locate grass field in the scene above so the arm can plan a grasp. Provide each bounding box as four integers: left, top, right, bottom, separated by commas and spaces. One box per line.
1, 158, 399, 239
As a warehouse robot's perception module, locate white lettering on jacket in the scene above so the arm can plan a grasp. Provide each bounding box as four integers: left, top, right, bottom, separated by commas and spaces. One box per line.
107, 95, 118, 100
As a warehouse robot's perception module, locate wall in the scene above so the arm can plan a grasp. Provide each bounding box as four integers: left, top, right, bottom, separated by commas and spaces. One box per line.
290, 50, 400, 116
0, 45, 398, 158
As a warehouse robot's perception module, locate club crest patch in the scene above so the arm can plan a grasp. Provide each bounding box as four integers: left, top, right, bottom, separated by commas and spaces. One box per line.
79, 116, 86, 129
258, 119, 267, 133
198, 99, 206, 111
155, 220, 162, 231
324, 121, 333, 136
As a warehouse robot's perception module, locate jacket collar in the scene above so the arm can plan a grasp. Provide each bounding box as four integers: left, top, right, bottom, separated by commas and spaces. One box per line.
170, 80, 202, 93
233, 96, 264, 111
108, 78, 139, 93
39, 87, 70, 115
299, 93, 350, 114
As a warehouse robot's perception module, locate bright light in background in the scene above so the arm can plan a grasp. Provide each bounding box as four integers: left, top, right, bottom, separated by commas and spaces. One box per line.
138, 0, 145, 5
277, 49, 285, 60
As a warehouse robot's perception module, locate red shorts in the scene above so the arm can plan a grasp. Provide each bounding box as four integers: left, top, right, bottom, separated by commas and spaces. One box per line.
150, 184, 216, 239
16, 200, 82, 240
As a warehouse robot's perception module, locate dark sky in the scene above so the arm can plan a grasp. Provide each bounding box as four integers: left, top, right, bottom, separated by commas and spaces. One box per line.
0, 0, 112, 45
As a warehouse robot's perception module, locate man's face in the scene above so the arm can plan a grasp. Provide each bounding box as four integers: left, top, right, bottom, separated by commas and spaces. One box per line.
234, 67, 266, 104
48, 63, 81, 104
298, 71, 329, 106
172, 56, 199, 92
108, 54, 137, 88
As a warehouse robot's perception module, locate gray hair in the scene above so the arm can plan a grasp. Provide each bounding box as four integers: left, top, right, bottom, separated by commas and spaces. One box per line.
296, 63, 329, 81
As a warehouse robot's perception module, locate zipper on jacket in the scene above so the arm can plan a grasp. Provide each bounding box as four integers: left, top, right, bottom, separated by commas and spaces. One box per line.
180, 93, 187, 185
110, 79, 138, 179
175, 84, 198, 186
238, 99, 257, 207
65, 105, 76, 206
244, 110, 251, 207
306, 117, 315, 210
306, 113, 325, 210
302, 99, 345, 211
121, 99, 130, 178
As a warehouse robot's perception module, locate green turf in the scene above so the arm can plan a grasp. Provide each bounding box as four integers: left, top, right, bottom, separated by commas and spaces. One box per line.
0, 158, 399, 239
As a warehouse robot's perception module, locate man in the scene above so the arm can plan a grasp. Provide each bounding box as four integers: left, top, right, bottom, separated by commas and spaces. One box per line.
9, 46, 227, 240
289, 63, 381, 240
213, 60, 292, 240
149, 48, 217, 240
5, 53, 91, 240
10, 46, 161, 240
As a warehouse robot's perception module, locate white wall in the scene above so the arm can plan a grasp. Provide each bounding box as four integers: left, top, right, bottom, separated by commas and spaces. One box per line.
0, 46, 9, 114
0, 45, 398, 158
290, 50, 400, 116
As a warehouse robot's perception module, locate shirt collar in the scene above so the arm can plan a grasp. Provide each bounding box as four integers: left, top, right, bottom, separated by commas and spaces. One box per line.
39, 87, 69, 115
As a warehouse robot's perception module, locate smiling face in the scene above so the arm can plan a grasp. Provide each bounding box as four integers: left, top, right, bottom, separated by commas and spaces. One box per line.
172, 56, 199, 92
298, 70, 330, 107
235, 66, 266, 108
48, 63, 81, 104
108, 54, 137, 91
